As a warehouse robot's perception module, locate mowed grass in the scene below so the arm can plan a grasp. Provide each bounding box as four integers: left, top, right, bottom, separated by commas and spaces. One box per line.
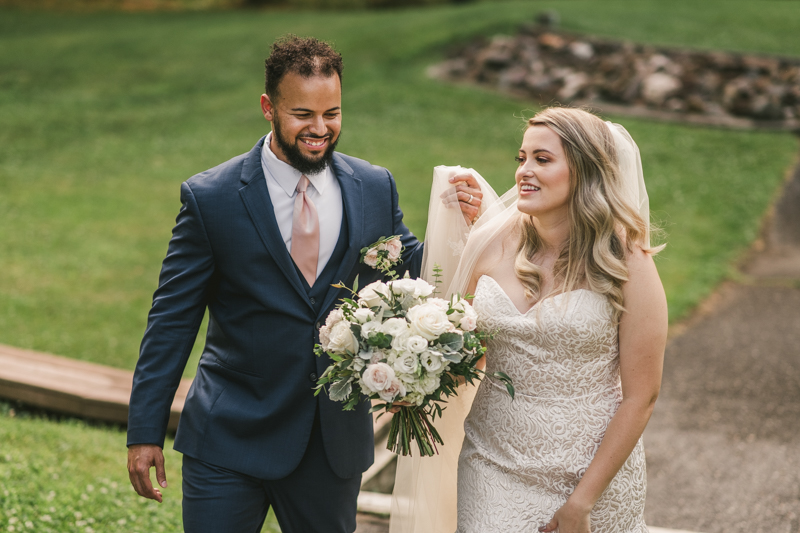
0, 2, 798, 530
1, 1, 798, 374
0, 404, 282, 532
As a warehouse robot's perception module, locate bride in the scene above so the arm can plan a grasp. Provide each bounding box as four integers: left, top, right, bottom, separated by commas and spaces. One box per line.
390, 107, 668, 532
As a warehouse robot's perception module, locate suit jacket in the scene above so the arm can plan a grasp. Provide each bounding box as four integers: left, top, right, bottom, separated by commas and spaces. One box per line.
127, 136, 424, 480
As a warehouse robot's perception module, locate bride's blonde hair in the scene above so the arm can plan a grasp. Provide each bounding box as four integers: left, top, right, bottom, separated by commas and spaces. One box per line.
514, 107, 660, 323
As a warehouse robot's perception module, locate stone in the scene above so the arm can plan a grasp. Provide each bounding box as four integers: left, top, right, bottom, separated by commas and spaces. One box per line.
538, 33, 566, 51
641, 72, 682, 106
569, 41, 594, 61
557, 71, 590, 100
433, 26, 800, 124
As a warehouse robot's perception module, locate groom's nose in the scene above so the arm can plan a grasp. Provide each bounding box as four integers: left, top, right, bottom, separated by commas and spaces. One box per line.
308, 115, 327, 135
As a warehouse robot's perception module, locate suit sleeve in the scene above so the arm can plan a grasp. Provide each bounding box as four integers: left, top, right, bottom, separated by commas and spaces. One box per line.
387, 169, 425, 278
127, 181, 216, 448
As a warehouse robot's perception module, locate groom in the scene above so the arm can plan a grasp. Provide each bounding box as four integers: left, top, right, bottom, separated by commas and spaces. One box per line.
126, 36, 481, 532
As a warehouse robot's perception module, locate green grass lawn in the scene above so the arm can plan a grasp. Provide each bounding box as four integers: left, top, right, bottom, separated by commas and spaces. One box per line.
1, 1, 799, 530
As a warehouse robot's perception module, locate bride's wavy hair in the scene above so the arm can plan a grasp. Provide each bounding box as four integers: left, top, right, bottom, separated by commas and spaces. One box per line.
514, 107, 660, 323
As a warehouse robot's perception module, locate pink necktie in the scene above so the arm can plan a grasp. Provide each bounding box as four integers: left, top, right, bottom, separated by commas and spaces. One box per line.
291, 175, 320, 287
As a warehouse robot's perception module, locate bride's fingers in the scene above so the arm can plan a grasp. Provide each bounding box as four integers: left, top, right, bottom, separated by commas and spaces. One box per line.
538, 517, 558, 532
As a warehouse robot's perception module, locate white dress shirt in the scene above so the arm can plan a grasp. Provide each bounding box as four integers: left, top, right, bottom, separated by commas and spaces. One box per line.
261, 133, 344, 279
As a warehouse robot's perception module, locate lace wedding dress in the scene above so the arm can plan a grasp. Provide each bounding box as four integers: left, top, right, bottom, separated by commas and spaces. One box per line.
391, 121, 651, 533
455, 275, 648, 532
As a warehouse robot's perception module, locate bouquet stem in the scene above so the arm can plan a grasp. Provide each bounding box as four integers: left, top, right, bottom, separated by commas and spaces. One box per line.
386, 406, 444, 457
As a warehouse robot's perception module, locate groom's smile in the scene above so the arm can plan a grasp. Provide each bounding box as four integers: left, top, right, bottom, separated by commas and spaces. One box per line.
261, 71, 342, 175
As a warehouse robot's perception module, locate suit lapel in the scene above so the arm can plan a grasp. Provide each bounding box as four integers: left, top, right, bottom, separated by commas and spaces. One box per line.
238, 137, 311, 306
319, 153, 363, 316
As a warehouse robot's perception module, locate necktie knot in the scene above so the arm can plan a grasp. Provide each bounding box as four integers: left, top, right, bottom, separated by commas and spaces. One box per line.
296, 174, 310, 194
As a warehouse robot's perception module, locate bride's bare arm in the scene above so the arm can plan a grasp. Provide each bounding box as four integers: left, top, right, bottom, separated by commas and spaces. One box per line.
541, 248, 667, 533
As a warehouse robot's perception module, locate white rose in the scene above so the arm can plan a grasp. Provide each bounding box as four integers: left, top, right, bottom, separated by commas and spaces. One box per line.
389, 278, 434, 299
406, 335, 429, 354
370, 352, 384, 365
326, 320, 359, 354
325, 308, 344, 328
393, 352, 419, 375
386, 237, 403, 262
426, 298, 449, 313
358, 281, 391, 309
352, 358, 366, 372
407, 302, 451, 341
319, 325, 331, 351
391, 331, 411, 352
380, 317, 409, 338
378, 377, 407, 402
352, 308, 375, 324
459, 314, 477, 331
360, 320, 382, 339
420, 350, 444, 373
361, 362, 395, 394
364, 248, 379, 267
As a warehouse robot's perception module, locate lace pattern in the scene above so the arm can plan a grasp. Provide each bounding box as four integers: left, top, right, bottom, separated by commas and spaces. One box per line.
456, 276, 648, 532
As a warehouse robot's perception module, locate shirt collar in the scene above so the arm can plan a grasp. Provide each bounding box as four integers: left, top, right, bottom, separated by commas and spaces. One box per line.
261, 133, 329, 197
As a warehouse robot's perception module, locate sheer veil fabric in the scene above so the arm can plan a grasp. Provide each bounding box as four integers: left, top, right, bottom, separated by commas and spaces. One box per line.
389, 121, 649, 533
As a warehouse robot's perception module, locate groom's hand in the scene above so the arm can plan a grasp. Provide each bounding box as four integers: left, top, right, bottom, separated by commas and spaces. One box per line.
448, 172, 483, 226
127, 444, 168, 503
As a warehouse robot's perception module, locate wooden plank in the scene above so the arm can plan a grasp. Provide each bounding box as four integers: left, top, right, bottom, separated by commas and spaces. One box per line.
0, 344, 189, 430
0, 343, 392, 436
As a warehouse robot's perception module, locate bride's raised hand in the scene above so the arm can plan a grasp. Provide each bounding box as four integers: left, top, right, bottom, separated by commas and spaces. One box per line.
539, 498, 591, 533
442, 171, 483, 225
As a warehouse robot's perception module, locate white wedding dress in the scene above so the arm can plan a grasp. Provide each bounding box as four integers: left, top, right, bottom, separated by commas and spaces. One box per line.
391, 122, 652, 533
455, 276, 647, 532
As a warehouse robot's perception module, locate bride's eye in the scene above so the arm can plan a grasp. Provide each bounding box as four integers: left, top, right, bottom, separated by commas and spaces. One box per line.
514, 156, 524, 164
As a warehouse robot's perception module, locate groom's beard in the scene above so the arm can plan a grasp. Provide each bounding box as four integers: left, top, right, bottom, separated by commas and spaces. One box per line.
272, 116, 339, 175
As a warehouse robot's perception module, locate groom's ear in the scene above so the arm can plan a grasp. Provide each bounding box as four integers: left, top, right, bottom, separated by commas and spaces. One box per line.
260, 94, 275, 122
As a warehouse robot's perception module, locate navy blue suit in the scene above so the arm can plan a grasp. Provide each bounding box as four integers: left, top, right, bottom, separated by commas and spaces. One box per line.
128, 136, 423, 531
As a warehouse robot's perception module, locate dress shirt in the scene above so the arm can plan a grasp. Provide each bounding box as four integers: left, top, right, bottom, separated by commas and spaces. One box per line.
261, 133, 344, 279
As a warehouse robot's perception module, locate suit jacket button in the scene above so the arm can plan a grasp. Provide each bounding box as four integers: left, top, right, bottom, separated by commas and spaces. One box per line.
309, 372, 318, 382
310, 297, 316, 304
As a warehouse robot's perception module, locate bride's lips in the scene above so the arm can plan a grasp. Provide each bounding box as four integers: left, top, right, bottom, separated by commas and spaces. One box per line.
518, 182, 541, 196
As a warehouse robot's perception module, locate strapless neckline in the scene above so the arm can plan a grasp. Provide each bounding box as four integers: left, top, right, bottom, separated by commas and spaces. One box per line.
477, 274, 602, 316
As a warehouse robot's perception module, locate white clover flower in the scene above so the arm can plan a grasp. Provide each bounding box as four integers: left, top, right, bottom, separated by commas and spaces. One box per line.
407, 302, 451, 341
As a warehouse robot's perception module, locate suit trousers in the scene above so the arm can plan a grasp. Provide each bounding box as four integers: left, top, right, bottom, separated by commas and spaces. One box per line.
181, 408, 363, 533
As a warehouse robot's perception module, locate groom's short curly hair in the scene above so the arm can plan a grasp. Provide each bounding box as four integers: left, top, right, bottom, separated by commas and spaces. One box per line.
264, 35, 343, 99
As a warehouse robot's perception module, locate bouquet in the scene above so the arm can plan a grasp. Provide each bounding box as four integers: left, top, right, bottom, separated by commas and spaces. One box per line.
314, 236, 514, 456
